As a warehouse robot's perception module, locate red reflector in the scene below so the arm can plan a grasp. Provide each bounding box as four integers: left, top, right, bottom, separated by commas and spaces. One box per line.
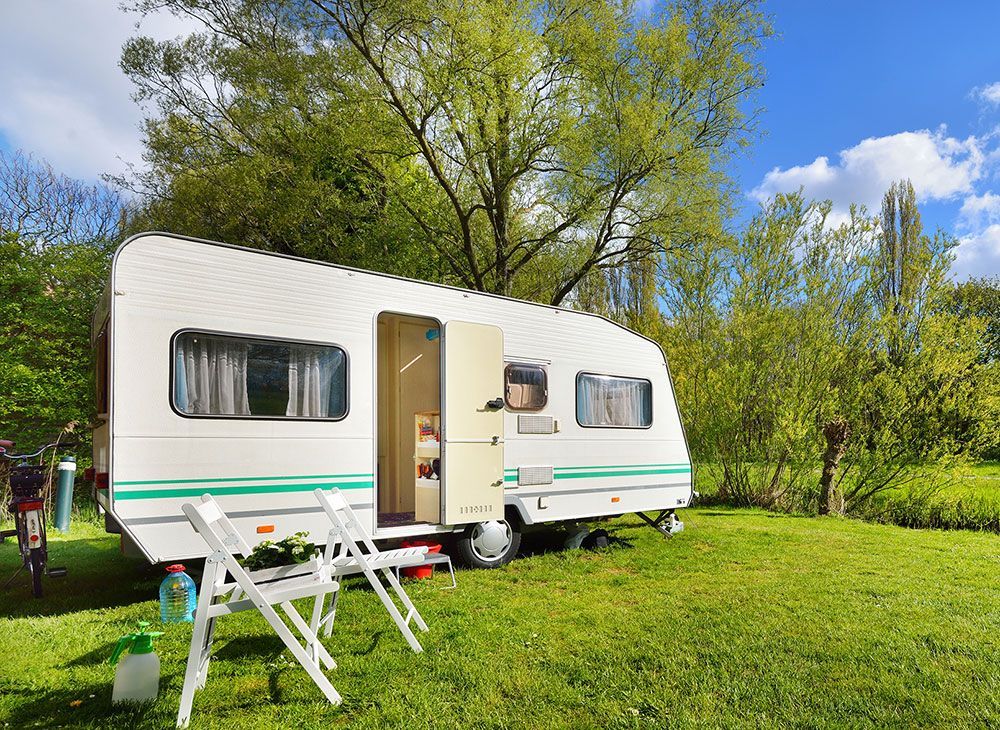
18, 501, 43, 512
95, 472, 109, 489
29, 535, 39, 542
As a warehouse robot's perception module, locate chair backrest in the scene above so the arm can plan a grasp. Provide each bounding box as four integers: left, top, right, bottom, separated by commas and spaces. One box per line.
182, 494, 254, 557
313, 488, 379, 556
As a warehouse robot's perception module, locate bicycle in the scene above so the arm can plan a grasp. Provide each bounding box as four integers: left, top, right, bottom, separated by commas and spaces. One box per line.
0, 439, 70, 598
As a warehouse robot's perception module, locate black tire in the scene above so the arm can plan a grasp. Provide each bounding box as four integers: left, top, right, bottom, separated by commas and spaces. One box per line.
29, 549, 44, 599
455, 512, 522, 569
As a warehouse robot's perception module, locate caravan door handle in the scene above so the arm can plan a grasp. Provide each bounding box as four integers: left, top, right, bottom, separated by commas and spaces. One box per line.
485, 398, 504, 410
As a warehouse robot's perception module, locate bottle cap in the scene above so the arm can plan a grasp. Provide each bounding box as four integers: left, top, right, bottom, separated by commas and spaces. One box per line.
165, 564, 186, 573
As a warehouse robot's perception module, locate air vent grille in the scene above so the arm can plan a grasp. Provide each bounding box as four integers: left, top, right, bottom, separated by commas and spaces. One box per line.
518, 415, 555, 434
518, 466, 554, 486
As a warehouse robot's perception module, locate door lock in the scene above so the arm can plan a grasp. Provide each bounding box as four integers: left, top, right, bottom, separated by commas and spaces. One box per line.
491, 435, 500, 445
485, 397, 504, 410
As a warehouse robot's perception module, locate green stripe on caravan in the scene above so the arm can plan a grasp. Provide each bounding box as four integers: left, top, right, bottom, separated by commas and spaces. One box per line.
114, 475, 373, 501
503, 463, 691, 482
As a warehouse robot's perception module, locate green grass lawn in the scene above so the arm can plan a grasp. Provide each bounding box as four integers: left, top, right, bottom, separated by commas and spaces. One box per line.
1, 510, 998, 729
950, 461, 1000, 503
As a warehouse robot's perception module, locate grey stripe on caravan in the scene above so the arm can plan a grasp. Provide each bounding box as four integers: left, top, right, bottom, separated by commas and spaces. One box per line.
511, 482, 690, 498
123, 504, 373, 526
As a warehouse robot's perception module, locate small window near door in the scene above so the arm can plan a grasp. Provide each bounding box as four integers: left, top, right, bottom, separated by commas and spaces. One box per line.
576, 372, 652, 428
172, 331, 347, 419
505, 363, 547, 411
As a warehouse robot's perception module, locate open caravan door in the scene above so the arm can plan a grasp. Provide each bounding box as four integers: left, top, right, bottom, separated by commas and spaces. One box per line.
442, 321, 505, 524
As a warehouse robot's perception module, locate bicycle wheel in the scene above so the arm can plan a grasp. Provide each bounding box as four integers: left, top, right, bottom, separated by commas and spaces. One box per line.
29, 549, 44, 599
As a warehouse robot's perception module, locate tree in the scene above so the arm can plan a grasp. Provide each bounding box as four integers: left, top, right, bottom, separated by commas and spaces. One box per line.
119, 2, 414, 273
124, 0, 769, 303
0, 152, 122, 465
1, 151, 124, 246
661, 183, 987, 515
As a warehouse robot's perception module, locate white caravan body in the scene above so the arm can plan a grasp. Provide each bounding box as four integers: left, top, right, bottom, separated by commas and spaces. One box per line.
91, 233, 692, 562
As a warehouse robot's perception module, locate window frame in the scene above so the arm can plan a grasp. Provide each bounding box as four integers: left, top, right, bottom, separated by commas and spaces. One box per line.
575, 371, 653, 430
95, 318, 110, 416
169, 328, 350, 422
504, 362, 548, 412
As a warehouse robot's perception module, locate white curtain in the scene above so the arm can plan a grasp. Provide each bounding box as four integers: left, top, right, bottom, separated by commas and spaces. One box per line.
175, 336, 250, 415
286, 346, 343, 417
577, 375, 651, 427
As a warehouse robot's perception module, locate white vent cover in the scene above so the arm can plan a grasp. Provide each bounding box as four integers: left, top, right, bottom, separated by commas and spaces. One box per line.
518, 415, 555, 434
518, 466, 554, 486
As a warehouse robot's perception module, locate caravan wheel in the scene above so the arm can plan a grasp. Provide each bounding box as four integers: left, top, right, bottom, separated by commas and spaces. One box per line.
456, 517, 521, 569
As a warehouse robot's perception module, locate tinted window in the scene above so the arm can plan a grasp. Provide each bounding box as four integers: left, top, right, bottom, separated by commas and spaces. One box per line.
576, 373, 652, 428
173, 332, 347, 419
505, 363, 547, 411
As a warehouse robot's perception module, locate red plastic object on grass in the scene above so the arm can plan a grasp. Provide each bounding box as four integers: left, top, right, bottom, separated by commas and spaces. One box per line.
400, 540, 441, 579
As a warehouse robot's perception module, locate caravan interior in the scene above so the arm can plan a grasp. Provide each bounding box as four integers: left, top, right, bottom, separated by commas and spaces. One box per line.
376, 313, 442, 528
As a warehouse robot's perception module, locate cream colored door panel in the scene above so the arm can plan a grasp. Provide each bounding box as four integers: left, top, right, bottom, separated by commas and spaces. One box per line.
443, 320, 504, 525
444, 321, 504, 441
443, 442, 504, 523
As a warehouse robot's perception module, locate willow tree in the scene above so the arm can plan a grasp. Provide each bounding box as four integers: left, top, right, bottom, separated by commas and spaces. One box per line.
125, 0, 768, 303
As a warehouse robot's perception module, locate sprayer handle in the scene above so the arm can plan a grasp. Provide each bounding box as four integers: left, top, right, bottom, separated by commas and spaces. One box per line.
109, 635, 134, 665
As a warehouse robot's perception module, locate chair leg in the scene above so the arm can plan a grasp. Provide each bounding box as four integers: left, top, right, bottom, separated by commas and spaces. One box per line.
177, 599, 212, 727
257, 601, 342, 705
366, 568, 424, 653
282, 601, 337, 670
196, 616, 216, 690
382, 567, 430, 632
323, 586, 341, 637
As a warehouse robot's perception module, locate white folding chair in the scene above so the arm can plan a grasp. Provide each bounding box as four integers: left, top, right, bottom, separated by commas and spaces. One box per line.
310, 488, 430, 653
177, 495, 342, 728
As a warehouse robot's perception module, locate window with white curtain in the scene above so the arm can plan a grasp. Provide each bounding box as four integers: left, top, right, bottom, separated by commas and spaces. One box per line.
173, 332, 347, 419
576, 373, 652, 428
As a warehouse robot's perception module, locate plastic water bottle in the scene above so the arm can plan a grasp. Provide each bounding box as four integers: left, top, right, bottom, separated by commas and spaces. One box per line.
159, 563, 197, 623
109, 621, 163, 704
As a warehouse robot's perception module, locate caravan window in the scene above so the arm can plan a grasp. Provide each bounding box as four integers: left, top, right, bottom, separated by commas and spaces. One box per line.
172, 332, 347, 420
576, 373, 652, 428
505, 363, 547, 411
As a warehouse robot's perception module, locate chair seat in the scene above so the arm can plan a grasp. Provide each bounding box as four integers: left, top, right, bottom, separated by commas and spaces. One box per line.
260, 573, 340, 604
329, 546, 427, 574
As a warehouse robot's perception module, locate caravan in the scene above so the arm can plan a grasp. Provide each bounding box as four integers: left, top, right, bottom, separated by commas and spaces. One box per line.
91, 233, 692, 567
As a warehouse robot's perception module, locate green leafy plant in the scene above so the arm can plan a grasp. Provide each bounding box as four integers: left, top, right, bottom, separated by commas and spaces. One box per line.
243, 532, 318, 571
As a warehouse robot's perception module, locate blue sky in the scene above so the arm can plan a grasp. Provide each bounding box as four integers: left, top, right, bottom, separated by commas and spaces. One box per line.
731, 1, 1000, 278
2, 1, 999, 277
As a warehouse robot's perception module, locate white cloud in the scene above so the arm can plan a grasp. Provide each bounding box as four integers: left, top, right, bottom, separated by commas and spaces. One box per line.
959, 191, 1000, 227
954, 225, 1000, 279
751, 128, 984, 219
974, 82, 1000, 106
0, 2, 197, 181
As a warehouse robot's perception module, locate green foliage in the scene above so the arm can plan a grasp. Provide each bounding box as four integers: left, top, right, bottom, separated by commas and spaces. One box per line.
123, 0, 770, 303
242, 531, 318, 571
661, 183, 991, 514
0, 230, 110, 460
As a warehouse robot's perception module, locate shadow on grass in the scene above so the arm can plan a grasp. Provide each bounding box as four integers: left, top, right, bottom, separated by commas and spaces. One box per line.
2, 682, 161, 729
517, 524, 636, 560
0, 535, 157, 618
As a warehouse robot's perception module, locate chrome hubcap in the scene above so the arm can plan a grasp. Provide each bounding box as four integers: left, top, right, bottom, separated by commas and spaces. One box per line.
470, 520, 512, 562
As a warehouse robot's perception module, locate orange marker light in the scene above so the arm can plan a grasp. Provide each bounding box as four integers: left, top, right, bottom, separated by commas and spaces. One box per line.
611, 496, 620, 503
256, 524, 275, 534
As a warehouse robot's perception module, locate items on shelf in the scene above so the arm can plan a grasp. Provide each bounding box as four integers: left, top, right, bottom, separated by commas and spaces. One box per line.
414, 411, 441, 523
